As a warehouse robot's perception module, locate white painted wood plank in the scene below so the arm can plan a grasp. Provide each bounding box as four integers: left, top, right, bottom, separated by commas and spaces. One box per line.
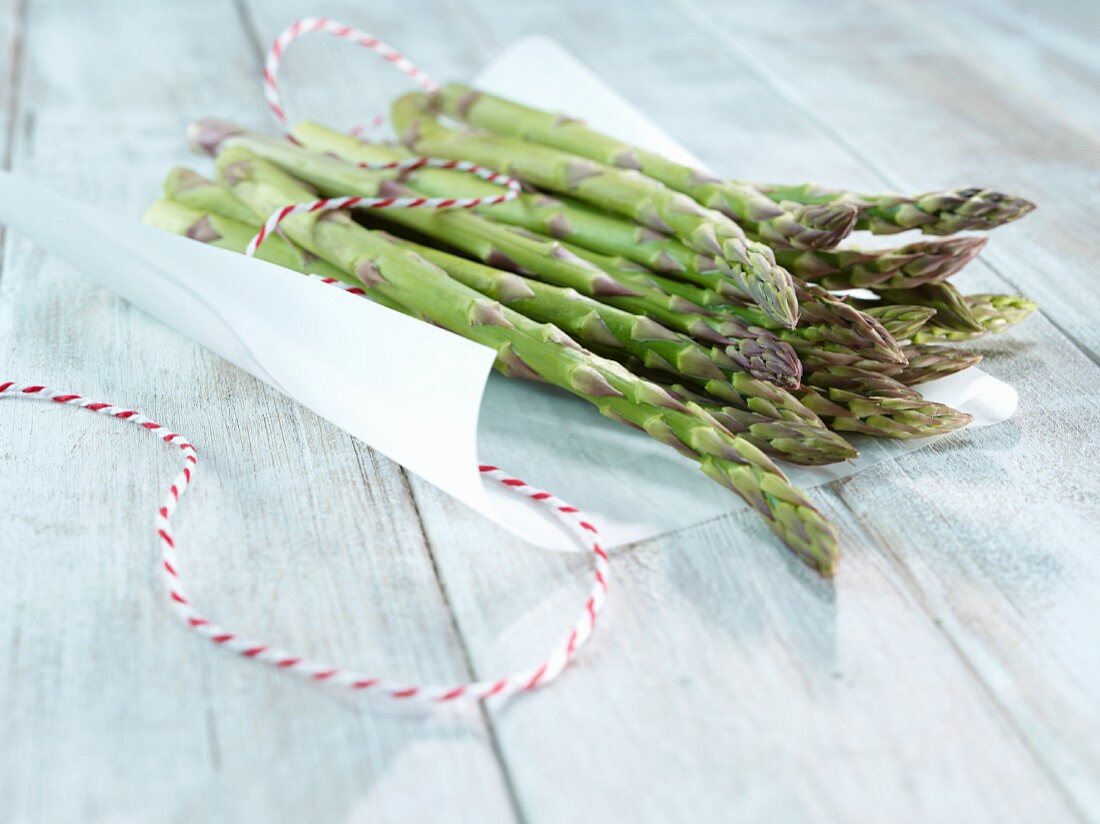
872, 0, 1100, 138
675, 0, 1100, 813
229, 0, 1093, 819
6, 0, 1098, 821
0, 1, 515, 822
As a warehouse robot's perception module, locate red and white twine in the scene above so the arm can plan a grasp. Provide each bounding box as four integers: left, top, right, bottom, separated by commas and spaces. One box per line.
244, 156, 520, 256
263, 16, 438, 127
249, 16, 521, 255
2, 18, 607, 702
0, 381, 610, 702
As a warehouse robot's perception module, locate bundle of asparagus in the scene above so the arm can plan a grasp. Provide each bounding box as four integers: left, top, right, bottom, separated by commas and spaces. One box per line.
143, 85, 1036, 577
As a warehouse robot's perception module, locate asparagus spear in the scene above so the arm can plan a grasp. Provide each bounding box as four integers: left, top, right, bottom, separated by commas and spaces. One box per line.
775, 236, 987, 289
292, 120, 749, 303
913, 294, 1038, 343
895, 344, 983, 386
163, 169, 792, 395
383, 235, 769, 390
872, 283, 985, 334
798, 368, 973, 439
214, 146, 840, 572
161, 172, 751, 388
435, 83, 857, 251
756, 182, 1036, 235
390, 93, 801, 328
859, 304, 937, 342
162, 168, 261, 223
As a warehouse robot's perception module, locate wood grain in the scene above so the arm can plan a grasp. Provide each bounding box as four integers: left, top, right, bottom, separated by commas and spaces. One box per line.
2, 0, 1099, 821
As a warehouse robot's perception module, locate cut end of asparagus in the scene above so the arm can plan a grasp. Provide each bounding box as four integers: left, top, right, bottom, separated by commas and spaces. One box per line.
165, 167, 212, 195
185, 215, 221, 243
187, 118, 246, 156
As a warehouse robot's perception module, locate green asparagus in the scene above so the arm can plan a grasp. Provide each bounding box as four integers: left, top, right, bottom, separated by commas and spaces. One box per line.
250, 122, 905, 381
382, 235, 762, 390
390, 93, 801, 328
436, 83, 858, 251
657, 382, 858, 466
141, 197, 412, 317
757, 182, 1036, 235
545, 237, 907, 371
215, 146, 840, 572
292, 120, 749, 304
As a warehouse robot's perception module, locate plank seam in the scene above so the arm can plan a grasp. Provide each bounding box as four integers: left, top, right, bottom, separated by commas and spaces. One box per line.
0, 0, 31, 290
230, 0, 266, 70
828, 484, 1090, 820
396, 465, 528, 824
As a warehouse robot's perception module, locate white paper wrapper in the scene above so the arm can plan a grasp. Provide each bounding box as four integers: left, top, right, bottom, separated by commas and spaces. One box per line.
0, 37, 1017, 552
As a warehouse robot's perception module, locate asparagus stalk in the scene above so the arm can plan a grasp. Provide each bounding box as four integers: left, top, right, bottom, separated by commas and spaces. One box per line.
872, 283, 985, 334
159, 168, 846, 459
912, 294, 1038, 343
775, 236, 987, 289
192, 126, 720, 321
384, 223, 836, 437
895, 344, 983, 386
549, 238, 906, 371
143, 197, 332, 274
213, 146, 840, 572
162, 168, 262, 223
277, 123, 902, 380
544, 241, 803, 387
799, 368, 973, 439
293, 119, 750, 303
859, 304, 937, 342
160, 172, 748, 388
435, 83, 857, 251
390, 93, 801, 328
757, 182, 1036, 235
382, 235, 766, 390
141, 197, 413, 317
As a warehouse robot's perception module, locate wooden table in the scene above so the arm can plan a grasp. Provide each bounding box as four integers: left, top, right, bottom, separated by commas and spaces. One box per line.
2, 0, 1098, 821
